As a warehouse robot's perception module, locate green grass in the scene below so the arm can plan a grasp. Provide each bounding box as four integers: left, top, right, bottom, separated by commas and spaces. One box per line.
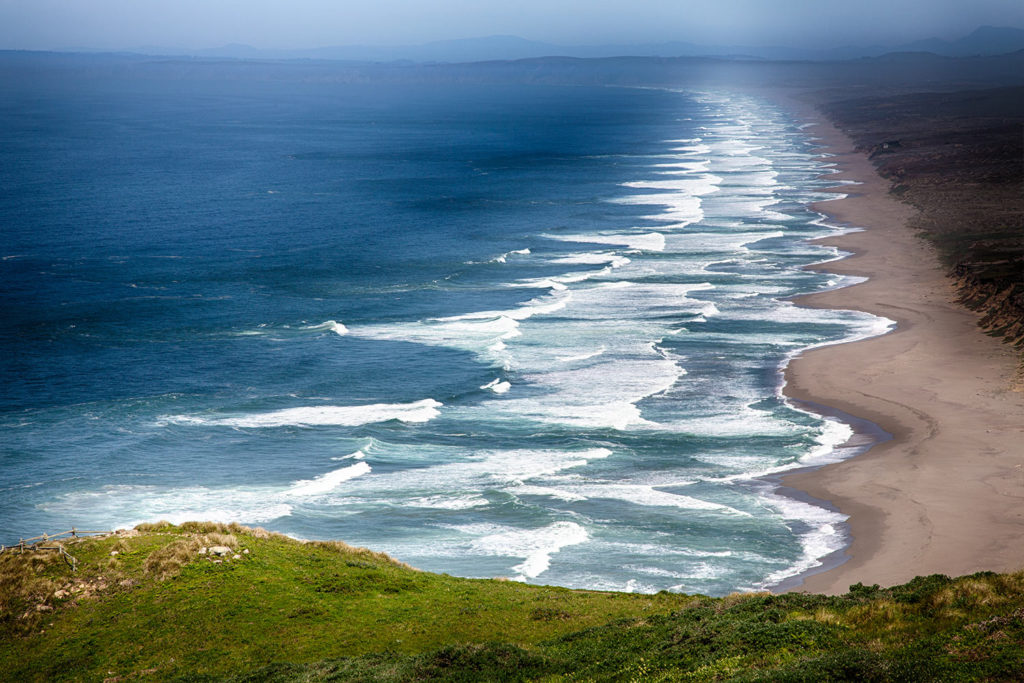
2, 524, 1024, 681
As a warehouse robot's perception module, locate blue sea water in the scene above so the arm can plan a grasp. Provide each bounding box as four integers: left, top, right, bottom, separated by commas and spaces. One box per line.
0, 74, 889, 595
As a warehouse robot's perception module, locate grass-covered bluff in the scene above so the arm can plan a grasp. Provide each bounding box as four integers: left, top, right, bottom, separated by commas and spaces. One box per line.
2, 523, 1024, 681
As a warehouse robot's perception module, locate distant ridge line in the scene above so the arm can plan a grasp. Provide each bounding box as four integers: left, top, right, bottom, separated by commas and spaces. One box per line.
44, 25, 1024, 65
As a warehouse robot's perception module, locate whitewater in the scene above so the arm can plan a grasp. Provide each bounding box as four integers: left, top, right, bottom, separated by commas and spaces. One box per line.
0, 81, 890, 595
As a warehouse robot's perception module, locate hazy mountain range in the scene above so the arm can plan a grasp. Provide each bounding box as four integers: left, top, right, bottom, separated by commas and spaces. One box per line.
87, 25, 1024, 63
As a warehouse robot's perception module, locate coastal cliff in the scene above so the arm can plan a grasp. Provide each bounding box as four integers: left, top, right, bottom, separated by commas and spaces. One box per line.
820, 86, 1024, 364
953, 260, 1024, 349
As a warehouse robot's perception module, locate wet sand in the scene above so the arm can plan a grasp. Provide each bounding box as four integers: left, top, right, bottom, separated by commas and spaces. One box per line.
779, 105, 1024, 595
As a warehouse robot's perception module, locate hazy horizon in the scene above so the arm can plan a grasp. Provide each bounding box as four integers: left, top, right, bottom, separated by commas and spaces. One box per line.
2, 0, 1024, 53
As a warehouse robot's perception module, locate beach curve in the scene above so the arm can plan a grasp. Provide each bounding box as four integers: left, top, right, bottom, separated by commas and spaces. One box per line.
774, 98, 1024, 594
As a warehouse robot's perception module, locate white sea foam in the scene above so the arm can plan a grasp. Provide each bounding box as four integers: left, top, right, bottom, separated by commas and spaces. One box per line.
489, 355, 685, 430
404, 495, 490, 510
41, 484, 295, 528
489, 248, 532, 263
511, 485, 588, 502
557, 347, 606, 363
803, 418, 855, 463
777, 312, 896, 382
287, 462, 371, 496
238, 320, 349, 337
347, 286, 575, 375
444, 277, 719, 430
542, 231, 666, 252
504, 260, 626, 293
696, 416, 855, 484
42, 460, 378, 528
621, 175, 721, 196
331, 450, 367, 461
302, 320, 349, 336
336, 448, 614, 505
653, 159, 710, 174
516, 483, 749, 515
668, 142, 712, 155
508, 277, 569, 291
508, 399, 649, 431
551, 252, 630, 267
665, 406, 807, 439
611, 191, 705, 226
435, 289, 571, 324
162, 398, 442, 428
664, 230, 785, 254
472, 521, 590, 579
601, 540, 748, 560
481, 378, 511, 394
752, 489, 849, 591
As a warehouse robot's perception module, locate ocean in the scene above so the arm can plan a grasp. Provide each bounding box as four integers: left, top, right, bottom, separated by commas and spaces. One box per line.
0, 72, 890, 595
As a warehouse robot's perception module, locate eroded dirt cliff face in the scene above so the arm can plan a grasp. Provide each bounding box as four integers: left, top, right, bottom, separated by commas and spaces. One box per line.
821, 87, 1024, 364
953, 260, 1024, 348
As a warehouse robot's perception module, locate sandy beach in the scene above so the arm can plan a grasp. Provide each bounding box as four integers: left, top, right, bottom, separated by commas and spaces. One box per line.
778, 104, 1024, 594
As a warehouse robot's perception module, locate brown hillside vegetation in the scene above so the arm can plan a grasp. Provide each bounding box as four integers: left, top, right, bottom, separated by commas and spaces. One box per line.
821, 86, 1024, 355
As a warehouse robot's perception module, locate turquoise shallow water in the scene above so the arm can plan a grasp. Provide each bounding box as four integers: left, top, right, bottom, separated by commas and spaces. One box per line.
0, 75, 889, 595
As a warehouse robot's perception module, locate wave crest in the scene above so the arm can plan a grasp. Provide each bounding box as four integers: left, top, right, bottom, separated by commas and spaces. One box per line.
161, 399, 442, 428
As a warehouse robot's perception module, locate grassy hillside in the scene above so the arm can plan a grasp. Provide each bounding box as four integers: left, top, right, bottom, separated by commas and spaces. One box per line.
2, 523, 1023, 681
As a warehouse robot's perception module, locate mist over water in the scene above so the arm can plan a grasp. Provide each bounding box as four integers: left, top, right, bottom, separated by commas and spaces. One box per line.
0, 77, 889, 595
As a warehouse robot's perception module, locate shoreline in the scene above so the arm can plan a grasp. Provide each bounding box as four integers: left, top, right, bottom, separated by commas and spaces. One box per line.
772, 97, 1024, 594
765, 399, 891, 593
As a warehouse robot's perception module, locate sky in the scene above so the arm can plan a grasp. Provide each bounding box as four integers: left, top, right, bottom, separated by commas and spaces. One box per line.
1, 0, 1023, 51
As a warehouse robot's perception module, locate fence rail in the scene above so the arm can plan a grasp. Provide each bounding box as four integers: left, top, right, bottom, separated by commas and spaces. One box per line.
0, 528, 113, 570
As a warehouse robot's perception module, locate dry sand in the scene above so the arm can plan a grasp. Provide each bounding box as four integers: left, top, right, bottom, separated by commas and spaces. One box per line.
778, 105, 1024, 595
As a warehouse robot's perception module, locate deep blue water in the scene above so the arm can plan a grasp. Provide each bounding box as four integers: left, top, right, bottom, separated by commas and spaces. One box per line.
0, 73, 888, 595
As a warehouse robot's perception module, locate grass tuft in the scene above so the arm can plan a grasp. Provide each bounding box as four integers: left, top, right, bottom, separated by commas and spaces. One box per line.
204, 532, 238, 549
0, 552, 59, 635
719, 591, 770, 609
812, 607, 844, 625
308, 539, 414, 569
142, 537, 204, 580
179, 521, 229, 534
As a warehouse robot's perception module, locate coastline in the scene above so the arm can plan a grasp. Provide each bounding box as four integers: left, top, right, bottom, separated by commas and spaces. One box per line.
774, 98, 1024, 594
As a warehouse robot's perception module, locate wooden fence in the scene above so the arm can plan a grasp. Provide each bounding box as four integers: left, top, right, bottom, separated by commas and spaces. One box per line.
0, 528, 113, 571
